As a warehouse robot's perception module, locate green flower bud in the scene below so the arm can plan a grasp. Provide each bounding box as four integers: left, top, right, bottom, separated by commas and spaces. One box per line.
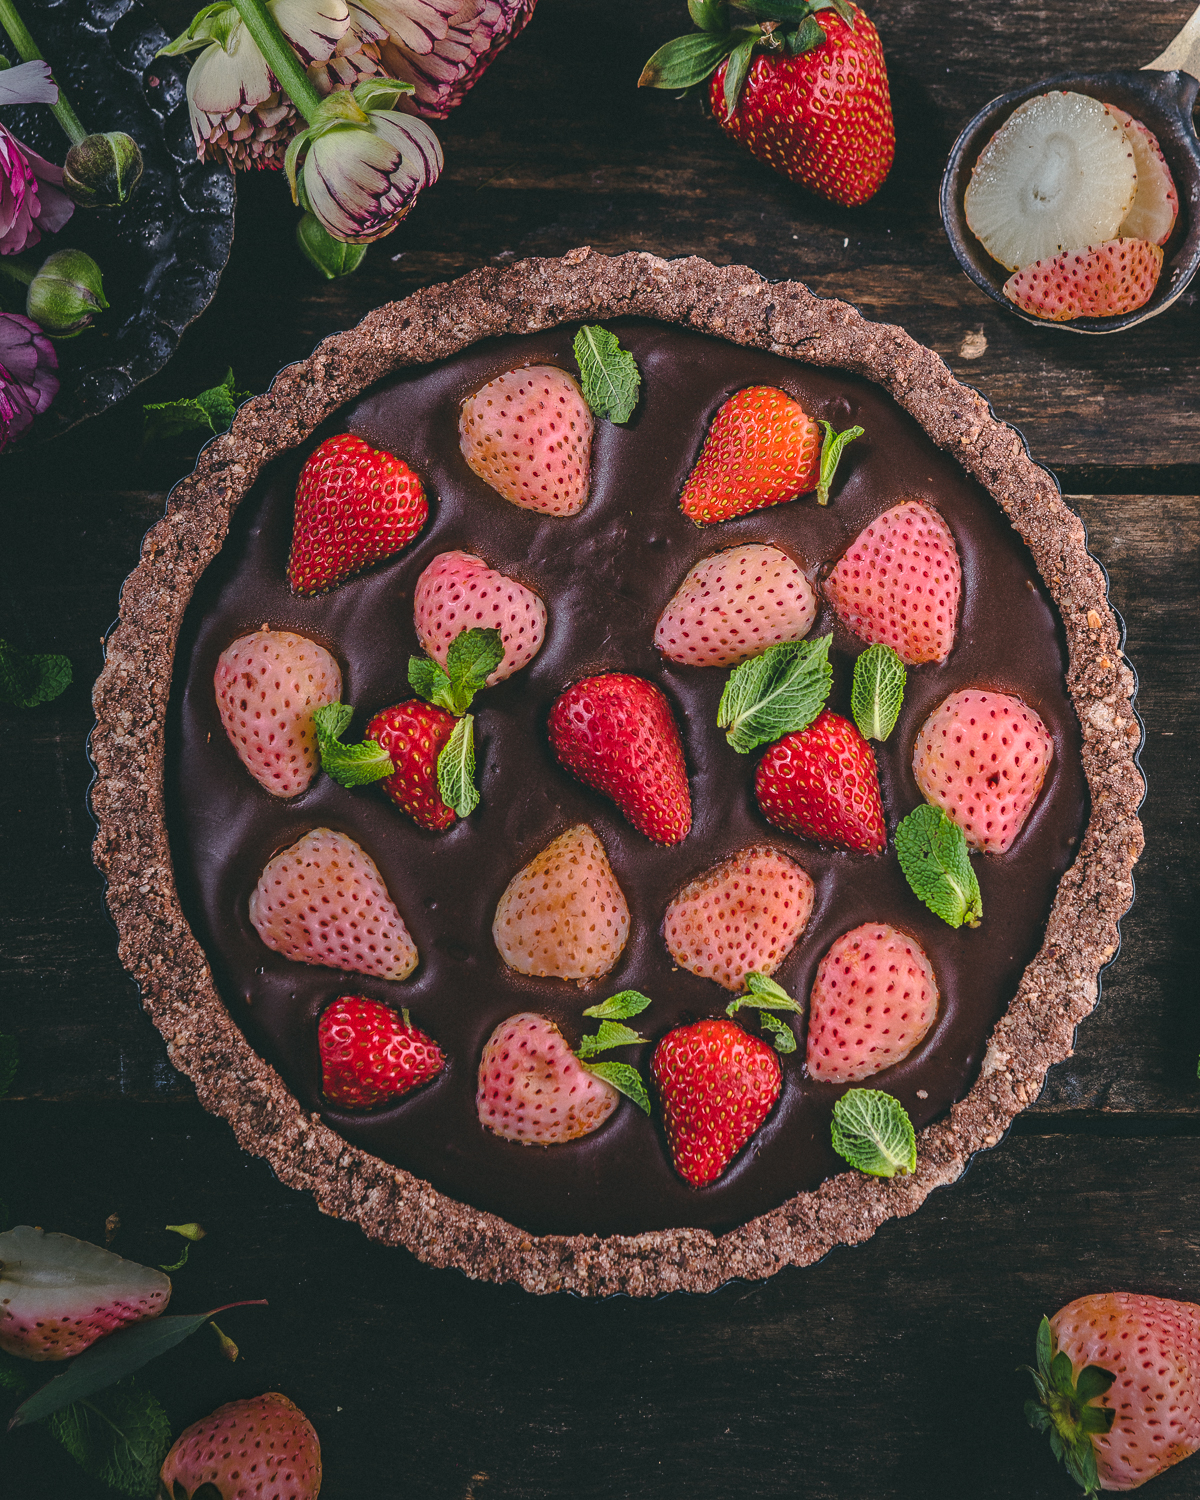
62, 132, 144, 208
25, 249, 109, 338
296, 212, 367, 280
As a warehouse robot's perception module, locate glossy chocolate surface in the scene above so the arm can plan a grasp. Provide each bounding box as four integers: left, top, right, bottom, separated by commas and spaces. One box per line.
168, 319, 1087, 1237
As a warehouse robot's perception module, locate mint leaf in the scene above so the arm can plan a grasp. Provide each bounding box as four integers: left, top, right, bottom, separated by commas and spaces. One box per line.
407, 655, 452, 707
50, 1378, 172, 1498
850, 644, 906, 741
143, 368, 251, 443
575, 1021, 644, 1059
573, 326, 641, 424
717, 634, 832, 753
0, 1032, 16, 1097
639, 30, 734, 89
757, 1012, 797, 1053
411, 628, 503, 716
582, 990, 653, 1020
895, 804, 982, 929
0, 638, 72, 708
313, 702, 394, 789
726, 972, 803, 1051
830, 1089, 916, 1177
581, 1060, 651, 1114
815, 420, 864, 505
436, 714, 479, 818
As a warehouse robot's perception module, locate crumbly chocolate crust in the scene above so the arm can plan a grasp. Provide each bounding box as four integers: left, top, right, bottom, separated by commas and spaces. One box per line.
91, 250, 1143, 1296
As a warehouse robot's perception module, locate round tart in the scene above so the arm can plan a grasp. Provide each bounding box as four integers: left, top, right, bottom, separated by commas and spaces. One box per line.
90, 250, 1143, 1295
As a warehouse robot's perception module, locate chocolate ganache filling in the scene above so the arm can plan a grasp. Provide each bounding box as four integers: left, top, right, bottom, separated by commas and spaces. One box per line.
168, 319, 1087, 1238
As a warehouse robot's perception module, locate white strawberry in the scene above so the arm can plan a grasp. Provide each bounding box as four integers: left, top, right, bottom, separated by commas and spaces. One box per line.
654, 544, 817, 668
1106, 105, 1178, 245
1003, 237, 1164, 322
413, 550, 547, 684
477, 1012, 620, 1144
459, 365, 593, 515
213, 629, 341, 797
249, 827, 418, 980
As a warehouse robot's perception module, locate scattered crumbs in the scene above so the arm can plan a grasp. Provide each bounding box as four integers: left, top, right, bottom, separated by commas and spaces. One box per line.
260, 621, 269, 632
1163, 730, 1174, 736
958, 329, 987, 360
1087, 609, 1101, 629
843, 237, 849, 248
916, 1089, 928, 1099
337, 1406, 343, 1412
390, 251, 405, 262
104, 1212, 120, 1244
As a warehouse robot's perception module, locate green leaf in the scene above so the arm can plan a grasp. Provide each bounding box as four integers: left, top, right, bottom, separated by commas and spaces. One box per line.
143, 369, 251, 444
436, 714, 479, 819
0, 1349, 40, 1396
757, 1012, 797, 1052
158, 1244, 190, 1273
1035, 1315, 1053, 1380
721, 33, 757, 119
582, 990, 653, 1021
575, 1021, 644, 1059
639, 30, 735, 89
815, 420, 864, 505
725, 972, 803, 1016
582, 1060, 651, 1114
0, 1032, 16, 1097
850, 644, 906, 742
717, 634, 832, 753
573, 326, 642, 424
787, 14, 825, 51
411, 628, 504, 716
313, 702, 394, 789
895, 804, 983, 929
0, 638, 72, 708
733, 0, 819, 22
830, 1089, 916, 1177
50, 1378, 172, 1498
407, 655, 451, 707
688, 0, 729, 31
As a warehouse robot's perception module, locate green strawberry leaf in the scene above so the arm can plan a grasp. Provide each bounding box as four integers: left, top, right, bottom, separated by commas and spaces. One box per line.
575, 1021, 645, 1059
639, 30, 737, 89
412, 628, 503, 716
895, 804, 982, 929
0, 638, 72, 708
582, 990, 653, 1020
688, 0, 729, 31
0, 1032, 16, 1097
717, 634, 832, 753
830, 1089, 916, 1177
582, 1060, 651, 1114
1024, 1318, 1114, 1500
815, 420, 864, 505
49, 1378, 172, 1498
850, 644, 906, 741
436, 714, 479, 819
573, 326, 642, 424
313, 702, 394, 789
143, 368, 251, 443
721, 32, 758, 119
786, 14, 825, 51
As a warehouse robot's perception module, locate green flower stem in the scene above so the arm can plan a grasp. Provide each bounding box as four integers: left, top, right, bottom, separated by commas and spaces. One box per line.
0, 255, 34, 287
0, 0, 88, 144
229, 0, 322, 123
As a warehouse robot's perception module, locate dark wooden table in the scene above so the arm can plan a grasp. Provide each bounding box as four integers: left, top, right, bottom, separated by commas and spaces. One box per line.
3, 2, 1199, 1495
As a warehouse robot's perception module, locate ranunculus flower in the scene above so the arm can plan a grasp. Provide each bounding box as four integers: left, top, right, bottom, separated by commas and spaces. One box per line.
0, 312, 58, 450
364, 0, 538, 118
0, 61, 75, 254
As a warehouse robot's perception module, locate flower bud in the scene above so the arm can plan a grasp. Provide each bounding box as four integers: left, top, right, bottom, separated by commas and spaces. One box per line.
25, 249, 108, 338
296, 211, 368, 278
62, 132, 144, 208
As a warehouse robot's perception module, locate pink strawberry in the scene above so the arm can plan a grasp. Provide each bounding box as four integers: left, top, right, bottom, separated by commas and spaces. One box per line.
318, 996, 444, 1109
547, 674, 692, 844
754, 710, 886, 855
459, 365, 593, 515
249, 827, 418, 980
1004, 238, 1164, 322
413, 550, 547, 684
159, 1392, 321, 1500
477, 1012, 620, 1144
213, 629, 341, 798
654, 544, 817, 668
0, 1225, 170, 1361
823, 499, 961, 665
663, 846, 815, 991
651, 1018, 782, 1186
679, 387, 820, 526
1106, 106, 1179, 246
912, 688, 1053, 854
289, 433, 428, 594
492, 824, 630, 981
805, 922, 938, 1083
366, 700, 459, 830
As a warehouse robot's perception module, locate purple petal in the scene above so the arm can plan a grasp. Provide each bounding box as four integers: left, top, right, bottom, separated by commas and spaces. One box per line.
0, 60, 57, 109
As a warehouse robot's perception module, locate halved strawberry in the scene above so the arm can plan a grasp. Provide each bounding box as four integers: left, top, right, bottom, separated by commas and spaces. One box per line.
754, 709, 885, 854
1003, 238, 1164, 322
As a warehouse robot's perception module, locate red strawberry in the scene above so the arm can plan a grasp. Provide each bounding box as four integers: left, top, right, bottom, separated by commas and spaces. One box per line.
477, 1012, 620, 1144
663, 845, 815, 991
652, 1018, 781, 1186
213, 628, 341, 798
754, 709, 885, 854
318, 995, 444, 1109
654, 543, 817, 667
805, 922, 938, 1083
912, 688, 1053, 854
679, 387, 820, 526
459, 365, 593, 515
413, 550, 547, 684
548, 674, 691, 844
1003, 237, 1164, 322
365, 700, 459, 830
823, 499, 961, 665
289, 433, 428, 595
492, 824, 630, 981
249, 827, 418, 980
159, 1392, 322, 1500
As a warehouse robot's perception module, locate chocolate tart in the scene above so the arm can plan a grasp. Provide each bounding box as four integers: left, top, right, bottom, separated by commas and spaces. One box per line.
91, 249, 1144, 1296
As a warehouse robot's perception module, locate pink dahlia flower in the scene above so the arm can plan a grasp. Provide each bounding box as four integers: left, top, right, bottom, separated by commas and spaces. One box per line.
0, 62, 74, 254
0, 313, 58, 450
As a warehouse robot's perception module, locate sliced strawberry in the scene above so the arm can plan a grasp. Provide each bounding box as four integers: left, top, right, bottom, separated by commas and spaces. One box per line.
318, 996, 444, 1109
1003, 238, 1164, 322
476, 1012, 621, 1144
754, 710, 885, 855
1105, 106, 1179, 246
654, 544, 817, 668
679, 386, 820, 526
413, 550, 546, 684
365, 701, 459, 831
459, 365, 593, 515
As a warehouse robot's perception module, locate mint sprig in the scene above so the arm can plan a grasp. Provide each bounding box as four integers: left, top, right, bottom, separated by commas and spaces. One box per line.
409, 626, 504, 717
573, 326, 641, 424
437, 714, 480, 819
830, 1089, 916, 1177
50, 1377, 172, 1498
1024, 1315, 1116, 1497
850, 644, 906, 741
143, 368, 251, 443
726, 971, 803, 1052
895, 804, 982, 929
576, 1021, 645, 1058
314, 703, 395, 789
581, 1061, 652, 1113
815, 419, 864, 505
575, 993, 653, 1112
0, 638, 71, 708
582, 990, 653, 1021
717, 634, 832, 753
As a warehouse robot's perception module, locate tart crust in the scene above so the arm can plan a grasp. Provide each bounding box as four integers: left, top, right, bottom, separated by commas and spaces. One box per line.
90, 249, 1143, 1296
